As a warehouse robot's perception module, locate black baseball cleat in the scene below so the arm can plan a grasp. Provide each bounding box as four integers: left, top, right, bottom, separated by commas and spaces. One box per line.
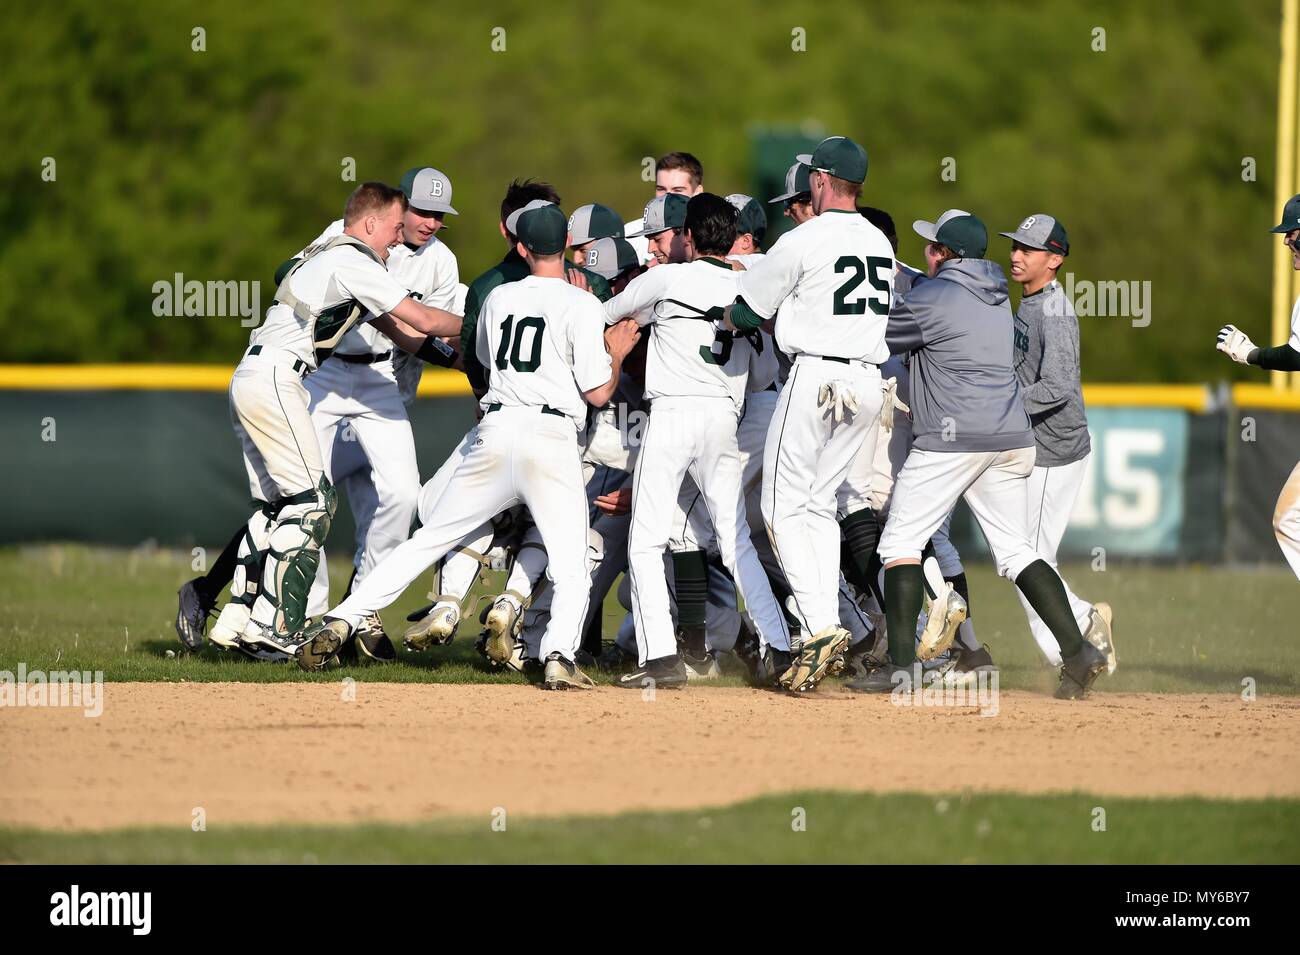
1055, 641, 1108, 700
355, 614, 397, 663
596, 642, 636, 674
174, 578, 213, 651
845, 662, 914, 694
614, 654, 689, 689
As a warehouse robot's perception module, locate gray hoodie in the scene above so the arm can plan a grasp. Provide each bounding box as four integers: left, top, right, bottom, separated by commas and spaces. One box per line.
885, 258, 1034, 453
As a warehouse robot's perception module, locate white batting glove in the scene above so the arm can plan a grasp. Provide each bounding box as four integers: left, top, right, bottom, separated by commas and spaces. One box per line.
1216, 325, 1256, 364
818, 381, 860, 424
879, 377, 911, 432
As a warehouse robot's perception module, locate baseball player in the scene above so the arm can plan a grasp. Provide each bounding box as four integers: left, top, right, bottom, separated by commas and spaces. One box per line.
723, 136, 894, 692
605, 193, 792, 688
401, 180, 614, 650
1217, 193, 1300, 579
1001, 213, 1115, 672
625, 152, 704, 264
297, 201, 642, 691
206, 182, 462, 655
629, 193, 690, 265
300, 166, 462, 660
768, 160, 813, 227
568, 204, 625, 266
849, 210, 1108, 700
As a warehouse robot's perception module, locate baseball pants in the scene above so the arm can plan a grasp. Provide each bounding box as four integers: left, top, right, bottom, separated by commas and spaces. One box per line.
1274, 459, 1300, 580
762, 356, 882, 636
329, 409, 592, 662
627, 396, 790, 665
1014, 456, 1096, 665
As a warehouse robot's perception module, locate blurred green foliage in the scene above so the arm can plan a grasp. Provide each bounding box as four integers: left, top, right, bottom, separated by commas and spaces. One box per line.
0, 0, 1282, 380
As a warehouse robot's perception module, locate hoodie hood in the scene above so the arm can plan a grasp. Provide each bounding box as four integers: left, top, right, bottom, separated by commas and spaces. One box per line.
934, 257, 1009, 307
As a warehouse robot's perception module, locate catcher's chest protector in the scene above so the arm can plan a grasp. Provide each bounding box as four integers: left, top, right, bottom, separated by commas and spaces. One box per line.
273, 235, 387, 367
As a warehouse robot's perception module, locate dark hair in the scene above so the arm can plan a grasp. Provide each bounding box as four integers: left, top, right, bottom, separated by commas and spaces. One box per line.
343, 182, 407, 225
859, 206, 898, 253
501, 179, 562, 236
657, 151, 704, 189
684, 193, 737, 256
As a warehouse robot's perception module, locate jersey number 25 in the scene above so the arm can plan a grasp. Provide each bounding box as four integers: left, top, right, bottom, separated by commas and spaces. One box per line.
833, 256, 891, 316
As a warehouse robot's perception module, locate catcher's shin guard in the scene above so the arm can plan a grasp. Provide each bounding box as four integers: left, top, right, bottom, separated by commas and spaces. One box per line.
258, 478, 337, 637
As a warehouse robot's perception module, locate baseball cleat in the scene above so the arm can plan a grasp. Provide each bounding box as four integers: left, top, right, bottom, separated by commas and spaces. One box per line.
683, 651, 722, 681
614, 654, 689, 689
541, 652, 595, 690
841, 629, 889, 680
239, 619, 304, 656
209, 602, 252, 650
296, 618, 352, 672
355, 613, 397, 663
403, 602, 460, 651
845, 662, 914, 694
1055, 640, 1108, 700
235, 643, 293, 664
938, 644, 997, 688
596, 642, 636, 674
1085, 602, 1118, 675
174, 578, 212, 651
782, 627, 852, 693
482, 597, 522, 664
917, 583, 967, 661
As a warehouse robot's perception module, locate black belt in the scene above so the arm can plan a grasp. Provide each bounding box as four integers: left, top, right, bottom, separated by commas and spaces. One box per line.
486, 402, 565, 417
334, 350, 392, 365
820, 356, 850, 364
246, 345, 308, 376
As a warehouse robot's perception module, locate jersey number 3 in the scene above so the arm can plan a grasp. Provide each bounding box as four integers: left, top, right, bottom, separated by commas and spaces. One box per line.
495, 315, 545, 372
832, 255, 891, 316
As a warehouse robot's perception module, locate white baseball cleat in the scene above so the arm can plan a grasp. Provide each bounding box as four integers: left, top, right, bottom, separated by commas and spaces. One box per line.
917, 582, 967, 661
209, 603, 252, 649
403, 601, 459, 651
482, 596, 521, 665
1085, 602, 1118, 675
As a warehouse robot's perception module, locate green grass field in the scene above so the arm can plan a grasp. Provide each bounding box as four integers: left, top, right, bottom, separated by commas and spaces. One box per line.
2, 790, 1296, 864
0, 544, 1294, 695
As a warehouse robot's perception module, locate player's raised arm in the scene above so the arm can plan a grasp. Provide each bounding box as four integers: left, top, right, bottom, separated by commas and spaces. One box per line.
602, 266, 669, 326
583, 318, 641, 406
369, 312, 460, 366
723, 233, 800, 333
384, 295, 462, 338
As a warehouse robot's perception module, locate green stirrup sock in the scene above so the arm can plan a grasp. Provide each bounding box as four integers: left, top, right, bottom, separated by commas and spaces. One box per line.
839, 508, 880, 594
884, 564, 924, 666
1014, 559, 1084, 658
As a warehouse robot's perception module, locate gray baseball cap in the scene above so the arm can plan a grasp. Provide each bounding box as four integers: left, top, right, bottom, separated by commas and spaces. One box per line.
1270, 194, 1300, 232
726, 194, 768, 243
999, 213, 1069, 255
399, 166, 458, 215
796, 136, 869, 184
583, 237, 641, 281
769, 162, 812, 204
913, 209, 988, 259
568, 203, 625, 246
627, 193, 688, 237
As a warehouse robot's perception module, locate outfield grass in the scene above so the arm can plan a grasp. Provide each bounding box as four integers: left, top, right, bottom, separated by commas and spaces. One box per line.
0, 544, 1294, 695
1, 790, 1296, 864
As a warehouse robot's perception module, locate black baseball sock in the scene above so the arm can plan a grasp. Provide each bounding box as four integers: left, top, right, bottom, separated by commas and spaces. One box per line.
839, 508, 880, 595
672, 550, 708, 657
884, 563, 924, 666
1014, 560, 1084, 658
192, 526, 244, 606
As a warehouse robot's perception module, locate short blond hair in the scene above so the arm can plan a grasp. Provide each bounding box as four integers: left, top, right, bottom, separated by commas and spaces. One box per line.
344, 182, 407, 226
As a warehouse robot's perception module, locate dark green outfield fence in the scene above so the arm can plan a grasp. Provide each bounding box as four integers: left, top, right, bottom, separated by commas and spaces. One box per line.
0, 382, 1296, 565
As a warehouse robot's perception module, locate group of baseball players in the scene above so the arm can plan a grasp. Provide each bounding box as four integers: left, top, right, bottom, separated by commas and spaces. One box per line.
174, 136, 1125, 699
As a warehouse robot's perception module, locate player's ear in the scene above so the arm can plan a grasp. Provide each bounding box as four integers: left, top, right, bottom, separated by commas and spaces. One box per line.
1047, 252, 1064, 272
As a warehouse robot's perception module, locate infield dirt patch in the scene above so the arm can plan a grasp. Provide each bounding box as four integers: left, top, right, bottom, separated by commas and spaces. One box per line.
2, 683, 1297, 830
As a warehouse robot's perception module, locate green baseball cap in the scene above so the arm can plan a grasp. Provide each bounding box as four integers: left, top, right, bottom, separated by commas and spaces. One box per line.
913, 209, 988, 259
725, 194, 767, 244
509, 201, 567, 255
568, 203, 625, 245
796, 136, 869, 184
1270, 194, 1300, 232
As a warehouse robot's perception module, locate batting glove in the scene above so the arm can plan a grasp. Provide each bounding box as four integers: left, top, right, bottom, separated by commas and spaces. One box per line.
818, 381, 859, 424
880, 377, 910, 432
1216, 324, 1257, 364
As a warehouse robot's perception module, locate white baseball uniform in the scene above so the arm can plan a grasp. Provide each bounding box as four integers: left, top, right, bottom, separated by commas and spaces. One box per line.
737, 209, 894, 636
326, 275, 610, 663
605, 256, 792, 665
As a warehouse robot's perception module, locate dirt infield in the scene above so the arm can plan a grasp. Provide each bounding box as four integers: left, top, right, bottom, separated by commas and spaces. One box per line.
2, 682, 1297, 830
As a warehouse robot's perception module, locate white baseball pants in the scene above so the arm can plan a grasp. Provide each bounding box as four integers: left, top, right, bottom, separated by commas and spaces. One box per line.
762, 357, 882, 635
330, 409, 592, 662
1274, 460, 1300, 580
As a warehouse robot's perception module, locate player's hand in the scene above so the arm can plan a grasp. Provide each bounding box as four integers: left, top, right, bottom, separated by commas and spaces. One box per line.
566, 269, 592, 293
594, 487, 632, 515
1216, 324, 1256, 364
604, 319, 641, 360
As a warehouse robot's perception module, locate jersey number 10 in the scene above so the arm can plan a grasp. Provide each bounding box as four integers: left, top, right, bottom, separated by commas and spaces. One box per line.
833, 256, 892, 316
495, 315, 545, 372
